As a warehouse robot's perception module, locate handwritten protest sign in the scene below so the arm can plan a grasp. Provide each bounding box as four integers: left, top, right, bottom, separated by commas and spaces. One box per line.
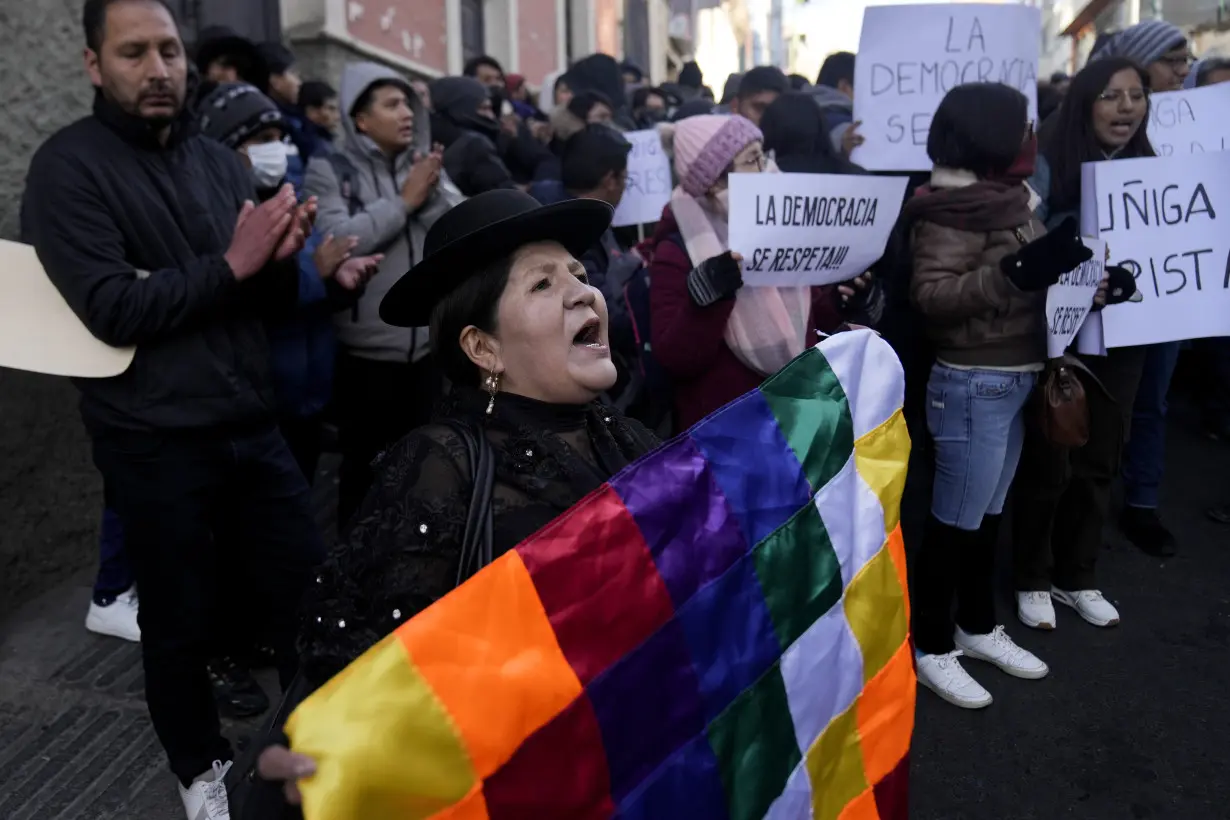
1045, 238, 1104, 358
611, 129, 672, 227
1081, 151, 1230, 347
851, 3, 1039, 172
727, 172, 907, 287
1147, 83, 1230, 156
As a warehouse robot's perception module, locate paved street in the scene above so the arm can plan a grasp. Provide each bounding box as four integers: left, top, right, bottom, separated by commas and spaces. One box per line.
0, 409, 1227, 818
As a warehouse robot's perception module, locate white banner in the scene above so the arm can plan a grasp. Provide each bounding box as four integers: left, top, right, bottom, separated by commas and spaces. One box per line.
1147, 83, 1230, 156
611, 129, 672, 227
851, 3, 1039, 172
1045, 238, 1104, 358
726, 172, 907, 287
1082, 152, 1230, 347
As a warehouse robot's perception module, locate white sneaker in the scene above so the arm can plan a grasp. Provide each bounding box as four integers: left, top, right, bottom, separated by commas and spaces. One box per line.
1053, 587, 1120, 627
954, 625, 1049, 680
915, 650, 993, 709
85, 587, 140, 642
1016, 590, 1056, 630
178, 759, 232, 820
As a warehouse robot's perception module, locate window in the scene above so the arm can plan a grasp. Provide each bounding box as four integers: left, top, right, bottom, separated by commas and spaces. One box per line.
461, 0, 486, 63
624, 0, 650, 77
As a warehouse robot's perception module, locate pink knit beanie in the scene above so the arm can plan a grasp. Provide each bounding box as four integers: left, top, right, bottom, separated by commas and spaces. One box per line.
670, 114, 764, 197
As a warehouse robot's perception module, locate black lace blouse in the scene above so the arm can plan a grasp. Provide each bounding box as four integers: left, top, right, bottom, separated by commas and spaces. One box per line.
298, 386, 661, 683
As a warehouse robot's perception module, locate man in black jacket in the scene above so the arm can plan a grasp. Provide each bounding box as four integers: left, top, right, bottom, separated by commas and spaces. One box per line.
20, 2, 324, 817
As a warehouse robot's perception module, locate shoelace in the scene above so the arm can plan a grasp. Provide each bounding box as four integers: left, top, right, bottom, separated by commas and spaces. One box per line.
1077, 590, 1107, 604
202, 760, 233, 818
1022, 591, 1051, 605
985, 625, 1032, 663
931, 649, 966, 674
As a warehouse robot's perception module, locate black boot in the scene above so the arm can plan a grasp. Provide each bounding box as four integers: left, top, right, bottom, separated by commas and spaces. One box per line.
207, 656, 270, 719
1119, 506, 1177, 557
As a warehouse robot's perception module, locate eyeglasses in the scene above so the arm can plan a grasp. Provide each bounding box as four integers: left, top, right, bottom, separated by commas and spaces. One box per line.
1097, 89, 1148, 104
1157, 53, 1194, 70
731, 152, 767, 172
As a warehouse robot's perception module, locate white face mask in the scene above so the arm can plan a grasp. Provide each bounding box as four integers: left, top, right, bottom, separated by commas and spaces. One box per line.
246, 141, 289, 189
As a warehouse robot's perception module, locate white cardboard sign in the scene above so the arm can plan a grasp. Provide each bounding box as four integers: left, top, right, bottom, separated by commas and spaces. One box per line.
726, 172, 907, 287
851, 3, 1040, 172
1147, 83, 1230, 157
1045, 238, 1104, 359
611, 129, 673, 227
0, 239, 135, 378
1081, 151, 1230, 347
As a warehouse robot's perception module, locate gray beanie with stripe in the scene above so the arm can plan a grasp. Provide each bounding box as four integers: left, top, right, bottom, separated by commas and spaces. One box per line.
1089, 19, 1187, 68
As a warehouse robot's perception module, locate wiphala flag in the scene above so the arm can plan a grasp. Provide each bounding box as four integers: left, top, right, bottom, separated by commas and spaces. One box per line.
288, 328, 915, 820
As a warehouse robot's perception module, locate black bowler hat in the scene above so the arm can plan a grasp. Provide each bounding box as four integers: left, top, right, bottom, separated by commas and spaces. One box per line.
379, 189, 613, 328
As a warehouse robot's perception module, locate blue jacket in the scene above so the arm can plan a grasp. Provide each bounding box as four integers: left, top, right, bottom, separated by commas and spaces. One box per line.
261, 230, 340, 419
264, 164, 342, 420
279, 102, 336, 190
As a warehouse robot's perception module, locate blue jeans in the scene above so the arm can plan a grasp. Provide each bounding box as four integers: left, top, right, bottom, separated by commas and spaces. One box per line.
926, 364, 1038, 531
1122, 341, 1181, 509
93, 505, 134, 605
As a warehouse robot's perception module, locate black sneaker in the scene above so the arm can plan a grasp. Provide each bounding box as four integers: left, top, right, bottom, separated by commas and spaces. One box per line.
207, 656, 270, 718
1119, 507, 1178, 557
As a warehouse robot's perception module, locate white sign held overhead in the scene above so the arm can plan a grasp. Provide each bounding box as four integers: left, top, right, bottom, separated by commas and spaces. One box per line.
726, 172, 907, 287
1147, 83, 1230, 156
1082, 151, 1230, 347
851, 3, 1040, 172
611, 129, 673, 227
1044, 238, 1105, 359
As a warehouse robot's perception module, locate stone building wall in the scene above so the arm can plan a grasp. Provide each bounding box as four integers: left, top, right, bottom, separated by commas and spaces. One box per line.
1, 0, 95, 240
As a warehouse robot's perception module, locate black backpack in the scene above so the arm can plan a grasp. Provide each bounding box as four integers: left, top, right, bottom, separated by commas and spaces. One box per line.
325, 153, 365, 217
597, 232, 673, 434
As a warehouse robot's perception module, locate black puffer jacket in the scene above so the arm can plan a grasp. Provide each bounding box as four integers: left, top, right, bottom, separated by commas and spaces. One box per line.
428, 76, 517, 197
21, 93, 297, 433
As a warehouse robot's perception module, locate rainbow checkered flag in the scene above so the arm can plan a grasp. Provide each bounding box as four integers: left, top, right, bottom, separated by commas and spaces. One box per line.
287, 329, 914, 820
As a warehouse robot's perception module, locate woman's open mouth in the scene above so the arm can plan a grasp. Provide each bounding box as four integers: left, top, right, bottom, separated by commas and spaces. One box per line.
572, 318, 608, 352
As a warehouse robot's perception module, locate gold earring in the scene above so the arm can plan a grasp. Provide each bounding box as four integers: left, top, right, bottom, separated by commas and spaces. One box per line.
483, 371, 501, 415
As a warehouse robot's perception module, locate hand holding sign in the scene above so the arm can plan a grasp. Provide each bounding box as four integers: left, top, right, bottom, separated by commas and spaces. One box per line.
686, 251, 744, 307
1044, 237, 1105, 358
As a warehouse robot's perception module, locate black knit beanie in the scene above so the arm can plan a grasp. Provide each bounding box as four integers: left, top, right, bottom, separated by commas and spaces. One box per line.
197, 83, 284, 148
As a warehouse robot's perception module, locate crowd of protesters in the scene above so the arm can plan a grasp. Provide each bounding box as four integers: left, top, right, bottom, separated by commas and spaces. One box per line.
17, 0, 1224, 816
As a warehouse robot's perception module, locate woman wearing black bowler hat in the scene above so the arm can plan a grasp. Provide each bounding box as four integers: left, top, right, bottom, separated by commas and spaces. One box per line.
251, 189, 661, 807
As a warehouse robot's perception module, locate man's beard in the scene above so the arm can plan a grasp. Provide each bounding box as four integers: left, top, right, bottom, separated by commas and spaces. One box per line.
101, 82, 183, 127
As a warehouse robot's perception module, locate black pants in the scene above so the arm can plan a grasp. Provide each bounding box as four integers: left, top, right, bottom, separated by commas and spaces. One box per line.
912, 514, 999, 655
1011, 348, 1146, 592
278, 414, 324, 486
91, 423, 325, 786
334, 354, 440, 534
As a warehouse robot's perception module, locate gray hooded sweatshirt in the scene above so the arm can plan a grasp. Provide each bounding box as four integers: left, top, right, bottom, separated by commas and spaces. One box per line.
304, 62, 462, 363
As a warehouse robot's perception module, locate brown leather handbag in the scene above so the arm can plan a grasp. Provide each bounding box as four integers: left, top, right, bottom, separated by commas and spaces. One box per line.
1037, 361, 1090, 447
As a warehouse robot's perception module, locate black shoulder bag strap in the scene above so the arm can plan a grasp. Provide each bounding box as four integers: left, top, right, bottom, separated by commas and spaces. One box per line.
231, 421, 496, 817
441, 420, 496, 586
